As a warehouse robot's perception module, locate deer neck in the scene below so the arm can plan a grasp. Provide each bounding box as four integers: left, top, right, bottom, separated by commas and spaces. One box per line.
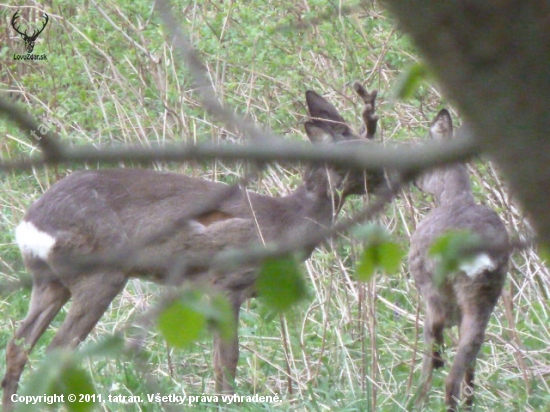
433, 165, 476, 207
267, 177, 343, 256
286, 183, 340, 226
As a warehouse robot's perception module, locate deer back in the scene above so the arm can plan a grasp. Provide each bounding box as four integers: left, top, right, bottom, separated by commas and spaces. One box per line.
410, 110, 509, 297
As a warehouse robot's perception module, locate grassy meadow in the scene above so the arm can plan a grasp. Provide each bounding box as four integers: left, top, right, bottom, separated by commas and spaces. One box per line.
1, 1, 549, 410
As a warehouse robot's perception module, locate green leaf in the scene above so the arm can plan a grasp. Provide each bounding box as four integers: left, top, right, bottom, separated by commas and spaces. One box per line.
429, 230, 483, 286
357, 241, 404, 282
158, 300, 206, 348
354, 224, 404, 282
17, 351, 95, 412
378, 242, 405, 273
17, 353, 64, 411
257, 256, 306, 312
394, 62, 430, 100
357, 247, 376, 281
59, 364, 95, 412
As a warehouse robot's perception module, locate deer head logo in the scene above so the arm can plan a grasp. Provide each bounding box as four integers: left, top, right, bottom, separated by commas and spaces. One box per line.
11, 10, 49, 54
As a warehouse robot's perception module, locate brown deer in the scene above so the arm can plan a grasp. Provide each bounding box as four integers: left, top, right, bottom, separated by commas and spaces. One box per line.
2, 83, 385, 409
409, 110, 509, 411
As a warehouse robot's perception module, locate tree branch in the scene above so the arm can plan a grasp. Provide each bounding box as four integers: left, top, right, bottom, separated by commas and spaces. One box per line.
0, 97, 64, 161
154, 0, 282, 143
381, 0, 550, 245
0, 128, 478, 176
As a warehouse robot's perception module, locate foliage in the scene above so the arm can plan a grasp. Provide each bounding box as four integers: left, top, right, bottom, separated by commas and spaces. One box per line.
158, 298, 207, 348
353, 224, 404, 281
158, 290, 235, 348
257, 256, 307, 312
393, 61, 431, 100
17, 336, 124, 411
0, 0, 547, 411
428, 229, 484, 286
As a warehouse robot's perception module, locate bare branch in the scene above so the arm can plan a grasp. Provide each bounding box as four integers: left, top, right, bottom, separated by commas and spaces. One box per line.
0, 137, 478, 176
154, 0, 281, 143
0, 97, 63, 161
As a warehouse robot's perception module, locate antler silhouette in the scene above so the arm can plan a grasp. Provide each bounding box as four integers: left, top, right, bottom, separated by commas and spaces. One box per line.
353, 81, 379, 140
11, 10, 49, 53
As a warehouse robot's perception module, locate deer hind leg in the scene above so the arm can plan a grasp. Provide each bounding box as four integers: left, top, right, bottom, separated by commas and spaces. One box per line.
419, 296, 446, 402
2, 266, 71, 410
213, 290, 245, 394
463, 363, 475, 409
445, 312, 489, 412
47, 271, 126, 350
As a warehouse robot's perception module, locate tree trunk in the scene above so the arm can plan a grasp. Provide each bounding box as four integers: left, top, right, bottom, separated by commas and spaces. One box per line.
382, 0, 550, 244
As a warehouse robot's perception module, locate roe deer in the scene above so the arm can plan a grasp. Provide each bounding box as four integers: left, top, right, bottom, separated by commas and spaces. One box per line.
409, 110, 509, 411
2, 83, 385, 409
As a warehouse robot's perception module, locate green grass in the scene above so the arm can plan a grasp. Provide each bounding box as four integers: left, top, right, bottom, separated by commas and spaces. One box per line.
1, 1, 549, 411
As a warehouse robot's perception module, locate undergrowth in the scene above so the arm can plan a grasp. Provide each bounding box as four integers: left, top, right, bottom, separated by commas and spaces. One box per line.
0, 1, 548, 411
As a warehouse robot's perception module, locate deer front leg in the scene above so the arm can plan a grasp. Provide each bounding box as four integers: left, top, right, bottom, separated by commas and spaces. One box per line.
213, 291, 244, 394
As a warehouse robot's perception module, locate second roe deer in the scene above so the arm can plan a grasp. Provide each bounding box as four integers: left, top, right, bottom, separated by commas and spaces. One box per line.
409, 110, 509, 411
2, 83, 386, 409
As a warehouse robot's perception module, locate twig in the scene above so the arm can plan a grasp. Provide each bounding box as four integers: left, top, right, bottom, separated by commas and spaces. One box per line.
155, 0, 281, 143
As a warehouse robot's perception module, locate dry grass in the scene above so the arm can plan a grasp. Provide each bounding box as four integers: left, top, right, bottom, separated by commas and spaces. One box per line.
1, 1, 549, 410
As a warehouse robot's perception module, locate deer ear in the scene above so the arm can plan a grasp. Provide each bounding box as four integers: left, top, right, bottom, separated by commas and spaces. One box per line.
430, 109, 453, 139
305, 90, 346, 124
305, 90, 355, 142
304, 121, 333, 144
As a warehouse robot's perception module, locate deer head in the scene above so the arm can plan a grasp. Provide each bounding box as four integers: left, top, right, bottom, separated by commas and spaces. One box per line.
11, 10, 49, 54
303, 82, 386, 201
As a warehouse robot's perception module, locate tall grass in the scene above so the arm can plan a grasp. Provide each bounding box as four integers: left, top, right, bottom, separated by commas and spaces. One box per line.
1, 1, 548, 410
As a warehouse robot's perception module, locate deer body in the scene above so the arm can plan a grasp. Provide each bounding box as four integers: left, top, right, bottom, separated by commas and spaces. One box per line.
17, 169, 334, 281
2, 85, 383, 409
409, 110, 508, 411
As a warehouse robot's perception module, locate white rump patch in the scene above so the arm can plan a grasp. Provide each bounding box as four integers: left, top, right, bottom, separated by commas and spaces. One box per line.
15, 221, 56, 260
188, 220, 206, 234
459, 253, 496, 278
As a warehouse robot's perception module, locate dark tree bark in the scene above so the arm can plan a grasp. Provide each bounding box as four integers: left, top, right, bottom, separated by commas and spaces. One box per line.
382, 0, 550, 244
